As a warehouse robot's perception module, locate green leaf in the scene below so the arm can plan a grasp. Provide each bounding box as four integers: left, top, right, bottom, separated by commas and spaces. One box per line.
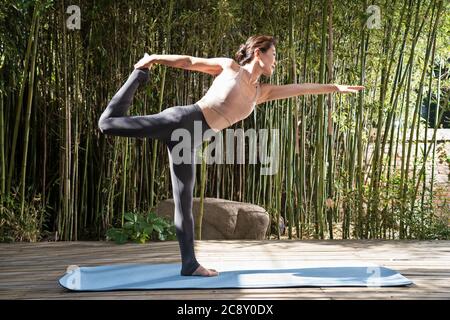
153, 224, 163, 233
137, 215, 146, 225
143, 226, 153, 235
123, 221, 134, 229
106, 228, 121, 239
114, 232, 129, 244
124, 212, 136, 222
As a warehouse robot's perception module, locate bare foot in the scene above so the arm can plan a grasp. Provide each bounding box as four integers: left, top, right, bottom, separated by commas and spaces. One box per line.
191, 265, 219, 277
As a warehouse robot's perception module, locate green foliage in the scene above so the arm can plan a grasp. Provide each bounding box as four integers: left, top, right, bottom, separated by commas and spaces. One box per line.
0, 191, 49, 243
1, 0, 449, 241
106, 211, 176, 244
404, 202, 450, 240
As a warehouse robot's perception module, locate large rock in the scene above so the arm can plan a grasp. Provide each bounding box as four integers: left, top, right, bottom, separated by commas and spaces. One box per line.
155, 197, 270, 240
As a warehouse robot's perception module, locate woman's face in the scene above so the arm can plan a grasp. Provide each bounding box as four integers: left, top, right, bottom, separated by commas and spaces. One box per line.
257, 45, 276, 76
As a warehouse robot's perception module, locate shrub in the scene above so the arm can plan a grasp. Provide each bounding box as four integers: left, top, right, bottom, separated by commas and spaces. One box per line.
106, 211, 176, 244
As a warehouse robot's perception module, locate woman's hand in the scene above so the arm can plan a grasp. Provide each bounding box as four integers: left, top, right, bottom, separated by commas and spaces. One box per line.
334, 84, 365, 93
134, 53, 155, 70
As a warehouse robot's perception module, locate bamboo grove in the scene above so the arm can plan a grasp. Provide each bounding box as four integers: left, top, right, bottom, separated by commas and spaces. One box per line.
0, 0, 449, 241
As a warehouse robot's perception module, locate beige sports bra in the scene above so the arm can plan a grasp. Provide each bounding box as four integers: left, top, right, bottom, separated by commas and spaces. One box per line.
195, 66, 261, 132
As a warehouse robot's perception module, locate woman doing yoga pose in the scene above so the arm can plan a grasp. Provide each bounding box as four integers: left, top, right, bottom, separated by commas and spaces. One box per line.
98, 35, 364, 277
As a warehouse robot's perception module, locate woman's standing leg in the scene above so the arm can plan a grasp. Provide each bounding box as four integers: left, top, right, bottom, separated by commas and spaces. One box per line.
165, 110, 218, 277
166, 142, 201, 276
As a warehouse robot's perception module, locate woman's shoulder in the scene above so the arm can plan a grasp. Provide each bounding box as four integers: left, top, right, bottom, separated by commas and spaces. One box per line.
215, 57, 239, 68
215, 59, 241, 78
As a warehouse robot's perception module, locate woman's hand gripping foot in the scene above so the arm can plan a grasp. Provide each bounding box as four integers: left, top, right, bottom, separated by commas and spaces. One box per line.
134, 53, 154, 70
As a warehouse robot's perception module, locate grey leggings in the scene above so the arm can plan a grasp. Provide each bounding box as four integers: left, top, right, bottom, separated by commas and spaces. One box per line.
98, 68, 212, 276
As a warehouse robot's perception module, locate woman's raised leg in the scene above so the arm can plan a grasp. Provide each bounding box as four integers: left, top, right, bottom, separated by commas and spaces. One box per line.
98, 68, 181, 141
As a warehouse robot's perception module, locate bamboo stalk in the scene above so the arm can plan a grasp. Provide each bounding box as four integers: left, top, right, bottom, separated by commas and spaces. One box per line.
6, 1, 39, 197
313, 0, 328, 239
355, 0, 368, 238
286, 0, 295, 239
0, 59, 5, 200
326, 0, 334, 239
430, 58, 442, 207
20, 2, 41, 220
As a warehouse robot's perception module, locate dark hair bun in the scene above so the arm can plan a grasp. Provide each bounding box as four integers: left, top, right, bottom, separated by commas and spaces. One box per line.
235, 35, 277, 66
235, 44, 247, 65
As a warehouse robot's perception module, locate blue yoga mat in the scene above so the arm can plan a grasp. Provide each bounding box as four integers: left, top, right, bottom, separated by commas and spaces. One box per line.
59, 263, 413, 291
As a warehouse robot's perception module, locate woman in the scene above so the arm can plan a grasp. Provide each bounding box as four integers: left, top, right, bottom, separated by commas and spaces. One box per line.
98, 35, 364, 277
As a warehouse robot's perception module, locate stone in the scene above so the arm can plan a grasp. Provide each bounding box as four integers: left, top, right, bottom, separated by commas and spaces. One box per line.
155, 197, 270, 240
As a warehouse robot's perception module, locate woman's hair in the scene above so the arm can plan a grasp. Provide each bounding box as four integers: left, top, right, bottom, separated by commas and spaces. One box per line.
235, 35, 277, 66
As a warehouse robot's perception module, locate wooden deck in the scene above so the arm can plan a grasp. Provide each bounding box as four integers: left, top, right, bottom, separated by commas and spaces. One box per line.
0, 240, 449, 300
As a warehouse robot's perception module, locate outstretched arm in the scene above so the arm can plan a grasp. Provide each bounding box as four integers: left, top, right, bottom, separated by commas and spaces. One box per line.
134, 54, 190, 70
134, 54, 230, 76
257, 83, 365, 104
